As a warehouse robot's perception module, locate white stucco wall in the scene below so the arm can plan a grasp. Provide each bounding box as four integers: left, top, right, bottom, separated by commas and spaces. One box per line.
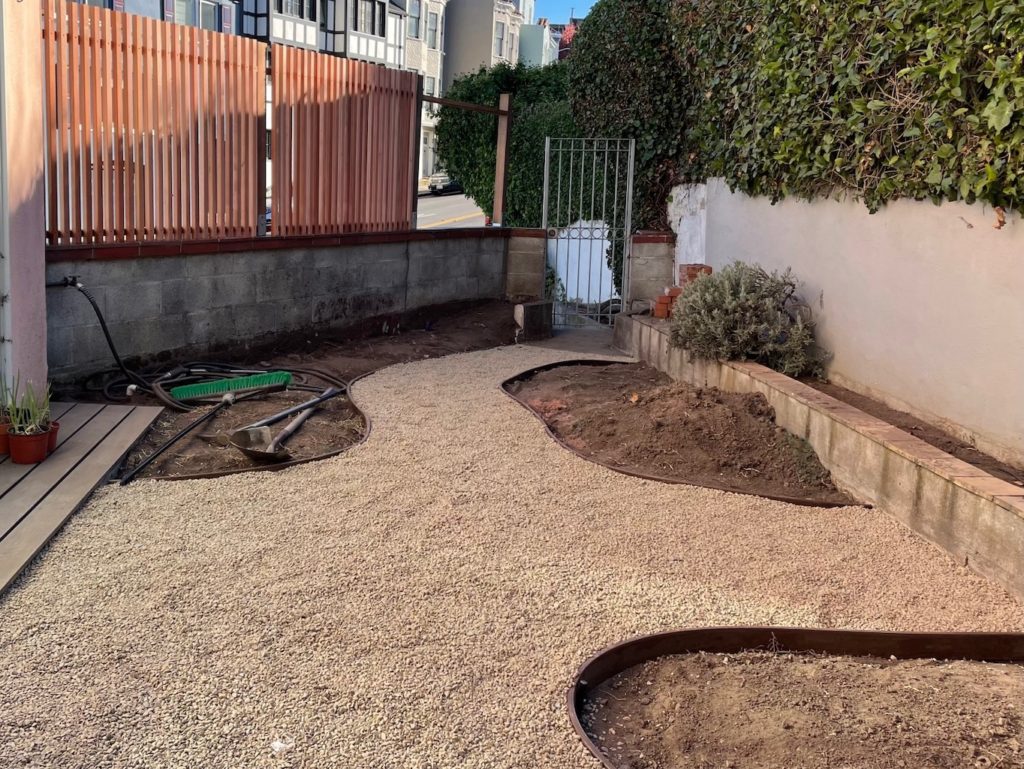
670, 178, 1024, 467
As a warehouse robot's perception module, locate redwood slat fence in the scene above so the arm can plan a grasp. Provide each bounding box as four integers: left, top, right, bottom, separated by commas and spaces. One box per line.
42, 0, 420, 246
42, 1, 266, 245
271, 44, 419, 236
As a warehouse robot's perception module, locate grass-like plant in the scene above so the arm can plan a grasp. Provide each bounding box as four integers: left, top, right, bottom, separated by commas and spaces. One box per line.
670, 262, 826, 378
7, 379, 51, 436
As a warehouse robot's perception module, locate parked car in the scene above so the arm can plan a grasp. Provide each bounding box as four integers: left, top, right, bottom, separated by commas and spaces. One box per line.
428, 173, 463, 195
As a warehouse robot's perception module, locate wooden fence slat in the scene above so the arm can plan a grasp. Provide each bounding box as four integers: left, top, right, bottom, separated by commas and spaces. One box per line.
42, 9, 415, 245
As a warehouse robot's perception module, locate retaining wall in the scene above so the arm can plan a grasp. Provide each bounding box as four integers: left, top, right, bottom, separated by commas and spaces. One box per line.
616, 314, 1024, 602
45, 230, 510, 379
669, 178, 1024, 468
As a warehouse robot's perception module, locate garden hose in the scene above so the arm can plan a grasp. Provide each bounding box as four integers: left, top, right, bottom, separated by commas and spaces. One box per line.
45, 278, 350, 411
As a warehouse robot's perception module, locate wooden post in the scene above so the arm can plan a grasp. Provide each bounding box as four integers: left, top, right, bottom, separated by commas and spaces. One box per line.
0, 0, 48, 389
411, 74, 424, 230
492, 92, 511, 227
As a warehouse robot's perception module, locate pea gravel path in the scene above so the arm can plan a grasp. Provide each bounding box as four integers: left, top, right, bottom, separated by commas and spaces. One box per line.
2, 342, 1022, 769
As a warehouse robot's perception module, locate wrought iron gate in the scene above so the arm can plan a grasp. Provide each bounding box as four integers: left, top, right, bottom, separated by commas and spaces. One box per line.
542, 137, 635, 328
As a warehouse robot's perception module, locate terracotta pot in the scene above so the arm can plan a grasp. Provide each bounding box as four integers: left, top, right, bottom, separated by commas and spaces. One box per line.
47, 421, 60, 454
9, 429, 50, 465
0, 421, 9, 456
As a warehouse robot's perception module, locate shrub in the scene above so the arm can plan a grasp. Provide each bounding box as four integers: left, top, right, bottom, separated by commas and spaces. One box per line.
670, 262, 825, 377
435, 62, 576, 227
568, 0, 687, 229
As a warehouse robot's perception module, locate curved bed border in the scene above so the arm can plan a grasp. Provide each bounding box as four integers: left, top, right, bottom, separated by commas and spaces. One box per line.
149, 370, 375, 482
501, 359, 857, 509
569, 626, 1024, 769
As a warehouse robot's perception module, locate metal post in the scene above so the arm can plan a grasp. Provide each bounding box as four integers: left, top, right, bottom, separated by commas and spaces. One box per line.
541, 136, 551, 231
621, 139, 637, 311
492, 92, 511, 226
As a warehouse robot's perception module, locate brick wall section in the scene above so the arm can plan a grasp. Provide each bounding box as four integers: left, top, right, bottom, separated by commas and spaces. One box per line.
45, 234, 507, 380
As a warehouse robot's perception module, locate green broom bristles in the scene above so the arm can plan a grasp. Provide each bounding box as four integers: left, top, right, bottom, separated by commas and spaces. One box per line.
170, 372, 293, 402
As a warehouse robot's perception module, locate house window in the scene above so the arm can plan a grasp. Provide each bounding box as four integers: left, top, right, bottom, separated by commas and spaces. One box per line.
494, 21, 505, 58
353, 0, 385, 35
407, 0, 421, 37
199, 0, 219, 29
426, 11, 438, 48
440, 9, 445, 49
425, 76, 436, 96
509, 32, 516, 59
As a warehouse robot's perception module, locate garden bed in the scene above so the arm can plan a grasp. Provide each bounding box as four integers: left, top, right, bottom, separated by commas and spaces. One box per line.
582, 650, 1024, 769
505, 362, 853, 506
806, 379, 1024, 487
115, 301, 517, 480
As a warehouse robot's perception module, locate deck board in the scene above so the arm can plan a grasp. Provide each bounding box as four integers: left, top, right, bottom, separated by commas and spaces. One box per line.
0, 402, 76, 470
0, 403, 104, 500
0, 402, 161, 595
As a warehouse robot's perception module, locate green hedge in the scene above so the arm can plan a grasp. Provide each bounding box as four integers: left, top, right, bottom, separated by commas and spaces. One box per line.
569, 0, 687, 229
570, 0, 1024, 220
434, 63, 576, 228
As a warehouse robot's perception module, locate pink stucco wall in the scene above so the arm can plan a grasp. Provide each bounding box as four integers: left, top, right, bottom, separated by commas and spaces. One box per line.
1, 0, 48, 388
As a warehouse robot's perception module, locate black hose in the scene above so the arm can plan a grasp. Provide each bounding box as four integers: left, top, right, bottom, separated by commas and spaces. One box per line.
46, 279, 350, 409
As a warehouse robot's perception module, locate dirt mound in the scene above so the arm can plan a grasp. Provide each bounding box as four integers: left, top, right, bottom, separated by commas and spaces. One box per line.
512, 363, 852, 505
584, 651, 1024, 769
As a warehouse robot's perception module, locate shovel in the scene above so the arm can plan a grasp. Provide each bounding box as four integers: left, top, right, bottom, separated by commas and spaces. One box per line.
199, 388, 343, 447
229, 405, 317, 463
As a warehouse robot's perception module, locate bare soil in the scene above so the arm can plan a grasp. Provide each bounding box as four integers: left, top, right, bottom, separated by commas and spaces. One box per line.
583, 651, 1024, 769
120, 301, 517, 479
507, 363, 853, 505
806, 379, 1024, 488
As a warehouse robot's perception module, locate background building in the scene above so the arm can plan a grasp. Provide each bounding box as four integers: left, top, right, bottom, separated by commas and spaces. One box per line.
548, 16, 581, 60
77, 0, 237, 32
442, 0, 523, 91
406, 0, 448, 177
519, 17, 557, 67
318, 0, 407, 66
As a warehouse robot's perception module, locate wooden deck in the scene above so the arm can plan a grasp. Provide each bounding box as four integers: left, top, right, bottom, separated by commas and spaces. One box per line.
0, 402, 162, 594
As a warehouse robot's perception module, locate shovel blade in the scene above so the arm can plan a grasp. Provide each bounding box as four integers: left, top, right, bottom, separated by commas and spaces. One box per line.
229, 426, 292, 463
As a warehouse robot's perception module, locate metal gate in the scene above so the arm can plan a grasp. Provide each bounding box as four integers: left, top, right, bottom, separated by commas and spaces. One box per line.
542, 137, 635, 328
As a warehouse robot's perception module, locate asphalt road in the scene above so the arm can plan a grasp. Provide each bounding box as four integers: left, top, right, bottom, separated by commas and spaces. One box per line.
416, 192, 486, 229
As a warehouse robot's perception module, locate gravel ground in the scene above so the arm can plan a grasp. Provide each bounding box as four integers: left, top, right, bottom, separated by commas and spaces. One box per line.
1, 342, 1022, 769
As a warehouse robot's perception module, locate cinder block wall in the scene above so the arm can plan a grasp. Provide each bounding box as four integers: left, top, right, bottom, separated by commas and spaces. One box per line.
46, 233, 508, 380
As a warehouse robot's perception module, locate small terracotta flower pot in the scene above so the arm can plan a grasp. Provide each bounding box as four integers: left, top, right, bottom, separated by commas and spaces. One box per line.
0, 421, 9, 456
9, 430, 50, 465
47, 421, 60, 454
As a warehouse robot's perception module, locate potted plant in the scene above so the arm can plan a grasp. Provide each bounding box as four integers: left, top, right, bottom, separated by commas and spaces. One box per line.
8, 381, 52, 465
0, 380, 10, 456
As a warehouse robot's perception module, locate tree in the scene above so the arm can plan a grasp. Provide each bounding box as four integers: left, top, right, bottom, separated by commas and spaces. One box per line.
435, 62, 577, 228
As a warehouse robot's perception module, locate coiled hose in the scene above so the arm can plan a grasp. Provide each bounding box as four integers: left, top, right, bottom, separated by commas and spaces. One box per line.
46, 277, 348, 411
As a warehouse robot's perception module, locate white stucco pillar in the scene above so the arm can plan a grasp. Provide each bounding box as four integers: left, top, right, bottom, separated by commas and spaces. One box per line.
0, 0, 48, 389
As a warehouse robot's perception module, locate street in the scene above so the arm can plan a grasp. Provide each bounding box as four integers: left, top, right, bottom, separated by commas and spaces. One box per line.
416, 192, 486, 229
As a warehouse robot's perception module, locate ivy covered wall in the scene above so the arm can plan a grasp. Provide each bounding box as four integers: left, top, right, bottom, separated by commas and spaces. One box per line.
570, 0, 1024, 228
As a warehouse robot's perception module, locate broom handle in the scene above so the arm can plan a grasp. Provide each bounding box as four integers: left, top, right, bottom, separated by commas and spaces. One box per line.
247, 388, 342, 429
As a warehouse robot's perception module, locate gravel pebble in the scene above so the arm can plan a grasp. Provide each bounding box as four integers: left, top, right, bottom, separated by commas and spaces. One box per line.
1, 343, 1021, 768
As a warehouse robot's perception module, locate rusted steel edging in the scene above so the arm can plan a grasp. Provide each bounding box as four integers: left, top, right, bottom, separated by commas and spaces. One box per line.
569, 626, 1024, 769
501, 360, 859, 509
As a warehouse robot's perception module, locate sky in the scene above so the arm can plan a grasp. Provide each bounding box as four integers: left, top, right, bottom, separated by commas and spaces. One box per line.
534, 0, 594, 22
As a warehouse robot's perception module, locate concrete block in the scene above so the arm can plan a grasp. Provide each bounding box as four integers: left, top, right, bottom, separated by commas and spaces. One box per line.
514, 301, 553, 341
191, 273, 257, 309
104, 281, 164, 323
161, 279, 190, 316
